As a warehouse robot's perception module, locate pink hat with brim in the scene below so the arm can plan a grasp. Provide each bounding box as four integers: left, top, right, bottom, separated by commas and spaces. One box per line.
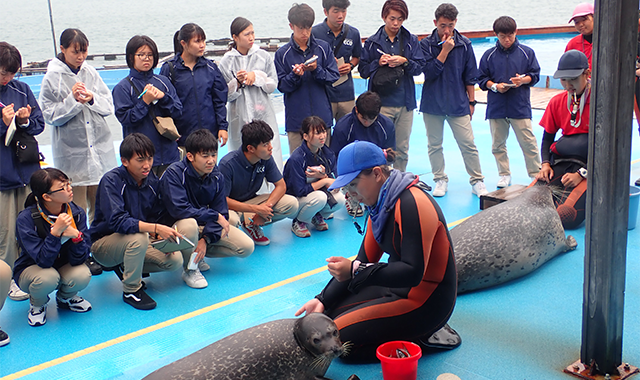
569, 3, 594, 23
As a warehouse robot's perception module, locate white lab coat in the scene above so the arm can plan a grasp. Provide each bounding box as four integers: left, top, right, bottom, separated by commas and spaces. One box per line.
219, 46, 283, 170
39, 58, 117, 186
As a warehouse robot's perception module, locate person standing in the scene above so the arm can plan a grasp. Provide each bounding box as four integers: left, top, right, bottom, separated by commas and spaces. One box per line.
275, 3, 340, 153
113, 35, 183, 177
312, 0, 362, 124
39, 29, 117, 224
160, 23, 229, 149
219, 17, 283, 170
358, 0, 425, 172
420, 3, 488, 197
565, 3, 594, 71
0, 42, 45, 301
478, 16, 541, 187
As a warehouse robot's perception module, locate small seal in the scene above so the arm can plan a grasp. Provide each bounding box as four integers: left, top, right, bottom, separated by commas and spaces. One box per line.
452, 185, 578, 293
143, 313, 350, 380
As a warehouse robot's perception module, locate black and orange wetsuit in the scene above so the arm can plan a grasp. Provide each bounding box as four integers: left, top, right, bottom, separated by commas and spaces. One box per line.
317, 184, 457, 362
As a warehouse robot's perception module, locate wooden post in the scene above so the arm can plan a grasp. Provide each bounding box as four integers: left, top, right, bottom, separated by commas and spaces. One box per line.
581, 0, 636, 375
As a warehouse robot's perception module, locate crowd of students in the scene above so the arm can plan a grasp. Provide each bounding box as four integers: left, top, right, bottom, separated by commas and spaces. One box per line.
0, 0, 622, 363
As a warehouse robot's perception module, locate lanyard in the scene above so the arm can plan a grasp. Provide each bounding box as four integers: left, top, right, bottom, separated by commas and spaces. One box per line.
37, 202, 77, 231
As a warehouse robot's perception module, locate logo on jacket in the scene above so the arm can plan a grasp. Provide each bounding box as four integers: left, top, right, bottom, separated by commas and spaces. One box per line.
344, 39, 353, 46
256, 165, 265, 174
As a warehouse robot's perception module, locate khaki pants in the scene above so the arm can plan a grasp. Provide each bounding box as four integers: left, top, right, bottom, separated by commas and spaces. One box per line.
72, 185, 98, 225
0, 186, 30, 268
489, 118, 541, 177
229, 194, 299, 227
0, 259, 11, 311
287, 132, 332, 155
380, 106, 414, 172
18, 263, 91, 307
295, 190, 345, 224
200, 225, 254, 259
91, 219, 194, 293
332, 100, 355, 124
423, 113, 484, 185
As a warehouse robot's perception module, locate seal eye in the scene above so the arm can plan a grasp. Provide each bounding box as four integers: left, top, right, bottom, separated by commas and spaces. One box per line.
313, 338, 321, 345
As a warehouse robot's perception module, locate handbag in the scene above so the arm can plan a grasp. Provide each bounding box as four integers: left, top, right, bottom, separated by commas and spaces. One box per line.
127, 77, 181, 141
371, 32, 405, 96
12, 129, 44, 164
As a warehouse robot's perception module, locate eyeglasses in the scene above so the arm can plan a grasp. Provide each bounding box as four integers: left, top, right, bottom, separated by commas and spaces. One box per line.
135, 53, 154, 60
48, 180, 72, 194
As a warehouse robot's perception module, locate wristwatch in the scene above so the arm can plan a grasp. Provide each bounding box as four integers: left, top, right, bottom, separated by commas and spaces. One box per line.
490, 83, 498, 93
469, 100, 477, 106
578, 168, 588, 178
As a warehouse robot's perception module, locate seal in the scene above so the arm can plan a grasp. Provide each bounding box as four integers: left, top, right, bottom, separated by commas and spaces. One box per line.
451, 185, 577, 293
143, 313, 350, 380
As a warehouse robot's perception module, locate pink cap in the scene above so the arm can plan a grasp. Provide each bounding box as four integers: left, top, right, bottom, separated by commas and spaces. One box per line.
569, 3, 594, 23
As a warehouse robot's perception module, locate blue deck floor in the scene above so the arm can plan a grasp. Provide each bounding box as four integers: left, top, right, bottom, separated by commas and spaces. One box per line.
1, 100, 639, 379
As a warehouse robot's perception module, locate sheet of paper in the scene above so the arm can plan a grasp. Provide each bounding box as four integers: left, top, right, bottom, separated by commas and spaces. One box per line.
332, 57, 349, 87
5, 116, 16, 147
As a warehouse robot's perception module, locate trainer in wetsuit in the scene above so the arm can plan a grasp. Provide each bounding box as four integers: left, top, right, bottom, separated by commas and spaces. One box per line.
534, 50, 590, 229
296, 140, 459, 362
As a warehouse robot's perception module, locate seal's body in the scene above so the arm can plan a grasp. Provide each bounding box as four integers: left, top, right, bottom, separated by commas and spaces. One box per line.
143, 313, 344, 380
452, 186, 577, 293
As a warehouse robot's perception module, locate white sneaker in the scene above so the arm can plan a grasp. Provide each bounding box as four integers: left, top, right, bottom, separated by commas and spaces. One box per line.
496, 175, 511, 188
28, 304, 47, 326
197, 259, 210, 272
8, 279, 28, 301
432, 180, 448, 197
56, 294, 92, 312
182, 269, 208, 289
472, 181, 489, 197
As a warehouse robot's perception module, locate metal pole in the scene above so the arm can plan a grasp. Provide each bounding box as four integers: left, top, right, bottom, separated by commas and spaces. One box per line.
47, 0, 57, 56
581, 0, 636, 375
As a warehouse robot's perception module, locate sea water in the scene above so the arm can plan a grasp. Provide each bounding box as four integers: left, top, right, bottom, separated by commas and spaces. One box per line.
3, 0, 585, 64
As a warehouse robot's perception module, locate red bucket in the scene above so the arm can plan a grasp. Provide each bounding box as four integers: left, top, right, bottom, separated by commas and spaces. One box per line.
376, 341, 422, 380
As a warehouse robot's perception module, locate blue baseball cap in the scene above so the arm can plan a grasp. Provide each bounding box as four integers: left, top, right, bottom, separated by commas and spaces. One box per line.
328, 141, 387, 190
554, 50, 589, 79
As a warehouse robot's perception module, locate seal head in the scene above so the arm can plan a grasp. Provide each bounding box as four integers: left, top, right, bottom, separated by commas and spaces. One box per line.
294, 312, 344, 359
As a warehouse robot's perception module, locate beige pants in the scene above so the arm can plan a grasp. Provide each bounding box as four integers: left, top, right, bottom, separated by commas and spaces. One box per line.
90, 219, 195, 293
18, 263, 91, 307
295, 190, 345, 223
0, 186, 30, 268
72, 185, 98, 225
423, 113, 484, 185
200, 225, 254, 259
489, 118, 541, 177
229, 193, 299, 227
287, 132, 332, 155
332, 100, 355, 124
0, 259, 11, 311
380, 106, 414, 172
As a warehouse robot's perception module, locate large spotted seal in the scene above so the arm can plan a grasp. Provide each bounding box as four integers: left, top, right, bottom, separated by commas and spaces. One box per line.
452, 185, 577, 293
143, 313, 350, 380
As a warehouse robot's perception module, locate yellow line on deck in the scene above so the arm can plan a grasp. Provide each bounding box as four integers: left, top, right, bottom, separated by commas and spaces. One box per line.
0, 216, 467, 380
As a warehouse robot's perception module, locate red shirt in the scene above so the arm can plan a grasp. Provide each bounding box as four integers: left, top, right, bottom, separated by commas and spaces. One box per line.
565, 35, 593, 71
540, 90, 590, 155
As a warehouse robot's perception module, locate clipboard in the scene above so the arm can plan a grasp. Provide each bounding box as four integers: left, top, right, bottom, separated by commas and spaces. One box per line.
4, 116, 16, 147
151, 235, 195, 252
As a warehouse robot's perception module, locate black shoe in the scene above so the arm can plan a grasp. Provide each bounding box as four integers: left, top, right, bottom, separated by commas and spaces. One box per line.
123, 288, 156, 310
85, 257, 103, 276
635, 178, 640, 187
416, 324, 461, 351
0, 328, 9, 347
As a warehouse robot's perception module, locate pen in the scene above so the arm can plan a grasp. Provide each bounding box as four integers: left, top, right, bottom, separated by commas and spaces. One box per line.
137, 88, 148, 99
438, 40, 446, 45
376, 48, 387, 55
0, 101, 5, 107
174, 225, 180, 245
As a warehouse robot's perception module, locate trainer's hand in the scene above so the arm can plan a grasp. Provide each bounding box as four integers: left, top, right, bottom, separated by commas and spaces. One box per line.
326, 256, 352, 282
536, 163, 554, 183
295, 298, 325, 316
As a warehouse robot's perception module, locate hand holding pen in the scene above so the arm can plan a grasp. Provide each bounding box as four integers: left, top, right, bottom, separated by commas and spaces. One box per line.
377, 49, 392, 66
139, 84, 165, 104
509, 73, 528, 87
72, 82, 93, 103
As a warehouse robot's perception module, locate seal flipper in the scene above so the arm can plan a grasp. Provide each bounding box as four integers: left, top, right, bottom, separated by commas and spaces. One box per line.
564, 235, 578, 251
